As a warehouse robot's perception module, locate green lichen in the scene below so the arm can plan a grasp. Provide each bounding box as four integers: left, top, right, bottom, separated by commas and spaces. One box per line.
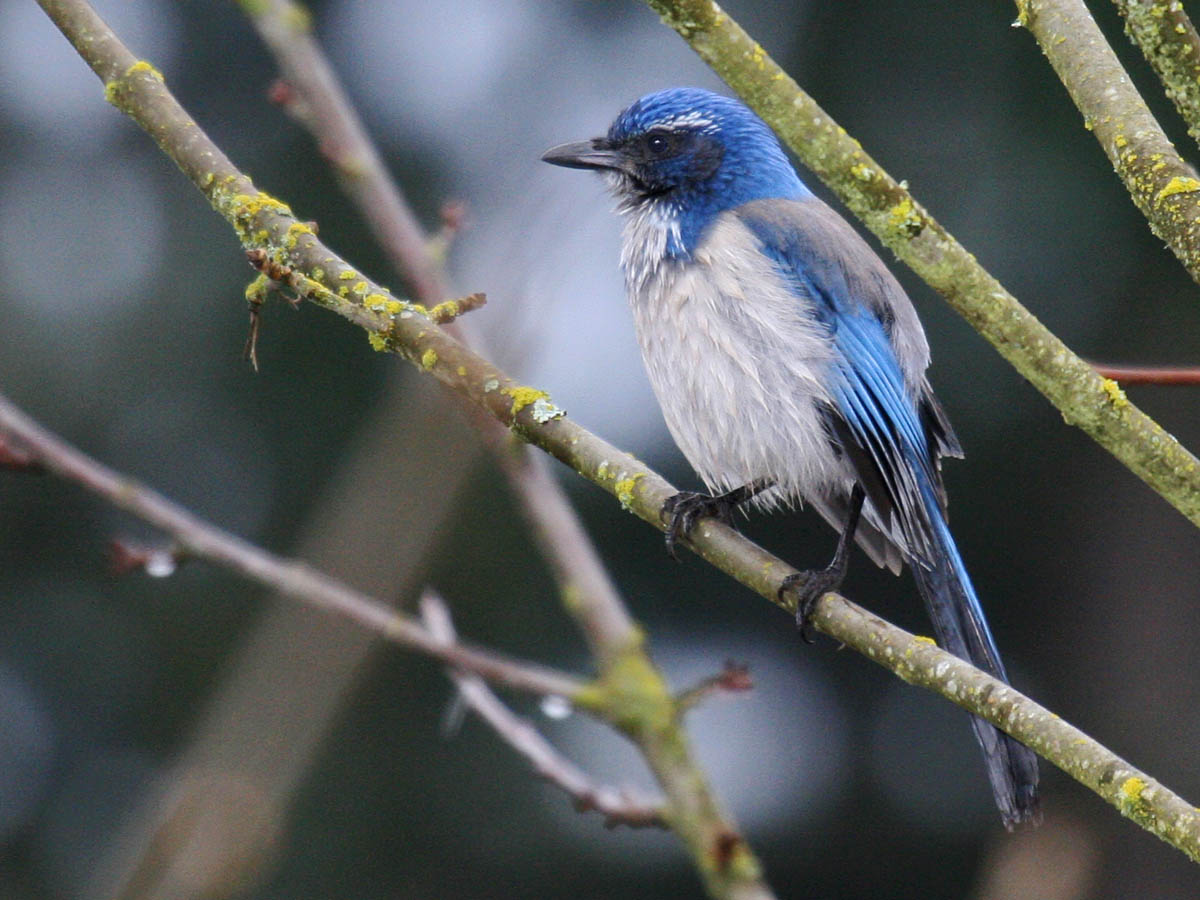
571, 630, 675, 736
244, 273, 271, 303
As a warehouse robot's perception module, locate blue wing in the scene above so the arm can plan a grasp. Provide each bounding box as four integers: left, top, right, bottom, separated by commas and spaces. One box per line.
735, 197, 1039, 825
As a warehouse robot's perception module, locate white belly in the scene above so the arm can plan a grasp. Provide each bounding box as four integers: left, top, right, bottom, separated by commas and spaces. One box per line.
623, 211, 851, 508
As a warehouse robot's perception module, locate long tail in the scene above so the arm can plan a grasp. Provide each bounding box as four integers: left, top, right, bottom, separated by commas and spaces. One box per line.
910, 485, 1041, 829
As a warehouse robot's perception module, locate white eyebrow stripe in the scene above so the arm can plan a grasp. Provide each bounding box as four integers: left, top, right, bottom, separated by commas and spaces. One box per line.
659, 111, 719, 132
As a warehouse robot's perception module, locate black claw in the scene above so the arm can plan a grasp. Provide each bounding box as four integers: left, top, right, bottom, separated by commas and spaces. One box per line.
780, 568, 843, 643
660, 479, 773, 560
780, 483, 866, 644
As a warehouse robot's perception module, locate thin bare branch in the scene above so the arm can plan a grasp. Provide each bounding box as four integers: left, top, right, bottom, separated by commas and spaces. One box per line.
420, 590, 668, 829
1091, 363, 1200, 385
0, 390, 583, 702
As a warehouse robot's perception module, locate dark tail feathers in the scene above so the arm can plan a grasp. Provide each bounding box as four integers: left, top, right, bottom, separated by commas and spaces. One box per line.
911, 505, 1040, 829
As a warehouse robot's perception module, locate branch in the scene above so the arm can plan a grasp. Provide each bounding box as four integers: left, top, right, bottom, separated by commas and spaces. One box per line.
238, 0, 644, 666
814, 595, 1200, 864
0, 390, 582, 701
1015, 0, 1200, 284
1112, 0, 1200, 149
1091, 362, 1200, 384
6, 361, 1200, 863
419, 590, 668, 829
639, 1, 1200, 528
33, 0, 1200, 866
234, 5, 768, 889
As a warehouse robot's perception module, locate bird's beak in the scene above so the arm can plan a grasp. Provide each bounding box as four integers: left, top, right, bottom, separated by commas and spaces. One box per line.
541, 139, 623, 172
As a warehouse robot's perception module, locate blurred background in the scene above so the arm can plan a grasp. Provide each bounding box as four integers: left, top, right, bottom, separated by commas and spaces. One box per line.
1, 0, 1199, 897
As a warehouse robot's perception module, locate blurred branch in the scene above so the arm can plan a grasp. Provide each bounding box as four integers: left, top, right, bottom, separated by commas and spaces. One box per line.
235, 5, 770, 892
0, 390, 582, 701
641, 0, 1200, 532
1092, 362, 1200, 384
8, 370, 1199, 863
235, 0, 441, 300
1112, 0, 1200, 149
238, 0, 644, 666
419, 590, 668, 829
1014, 0, 1200, 283
34, 0, 1200, 869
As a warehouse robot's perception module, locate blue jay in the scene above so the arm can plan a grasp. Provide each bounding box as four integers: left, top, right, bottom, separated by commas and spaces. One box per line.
543, 87, 1039, 827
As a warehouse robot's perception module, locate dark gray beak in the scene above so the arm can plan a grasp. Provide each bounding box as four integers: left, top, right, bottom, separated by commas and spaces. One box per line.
541, 139, 623, 172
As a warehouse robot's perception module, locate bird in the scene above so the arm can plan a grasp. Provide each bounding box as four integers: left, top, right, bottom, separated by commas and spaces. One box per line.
542, 86, 1039, 828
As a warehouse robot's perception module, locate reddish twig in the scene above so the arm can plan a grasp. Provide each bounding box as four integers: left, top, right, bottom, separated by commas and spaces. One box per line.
1091, 363, 1200, 385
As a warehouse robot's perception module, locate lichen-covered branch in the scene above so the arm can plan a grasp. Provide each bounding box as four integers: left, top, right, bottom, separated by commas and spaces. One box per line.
8, 380, 1200, 865
813, 595, 1200, 863
236, 0, 443, 300
40, 2, 772, 896
641, 0, 1200, 532
1015, 0, 1200, 284
34, 0, 1200, 867
1112, 0, 1200, 150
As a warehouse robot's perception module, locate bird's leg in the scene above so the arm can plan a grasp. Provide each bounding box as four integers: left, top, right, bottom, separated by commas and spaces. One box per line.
661, 478, 773, 560
781, 483, 865, 643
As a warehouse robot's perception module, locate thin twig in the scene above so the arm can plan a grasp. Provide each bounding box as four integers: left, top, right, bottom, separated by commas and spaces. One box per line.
419, 590, 667, 829
0, 390, 582, 701
1091, 363, 1200, 385
642, 0, 1200, 531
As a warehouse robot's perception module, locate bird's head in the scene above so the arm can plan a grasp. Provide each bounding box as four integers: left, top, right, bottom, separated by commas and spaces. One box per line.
543, 87, 809, 254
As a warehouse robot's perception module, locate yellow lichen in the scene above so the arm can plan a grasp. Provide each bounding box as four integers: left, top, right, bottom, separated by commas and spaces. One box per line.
849, 163, 875, 182
1101, 378, 1129, 409
351, 280, 369, 296
339, 269, 360, 281
367, 331, 391, 352
364, 292, 405, 315
456, 365, 467, 377
1155, 175, 1200, 203
888, 197, 923, 235
127, 60, 164, 81
1120, 776, 1147, 802
244, 273, 271, 302
502, 385, 550, 415
420, 349, 438, 370
614, 473, 645, 512
284, 221, 314, 249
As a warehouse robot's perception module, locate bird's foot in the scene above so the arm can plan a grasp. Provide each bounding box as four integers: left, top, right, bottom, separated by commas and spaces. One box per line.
778, 564, 845, 644
661, 480, 771, 560
661, 491, 736, 561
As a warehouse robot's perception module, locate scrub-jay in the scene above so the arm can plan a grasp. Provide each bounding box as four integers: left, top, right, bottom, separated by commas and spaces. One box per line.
542, 87, 1039, 827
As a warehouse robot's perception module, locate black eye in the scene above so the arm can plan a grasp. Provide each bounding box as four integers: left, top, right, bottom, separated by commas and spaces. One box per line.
647, 134, 671, 155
